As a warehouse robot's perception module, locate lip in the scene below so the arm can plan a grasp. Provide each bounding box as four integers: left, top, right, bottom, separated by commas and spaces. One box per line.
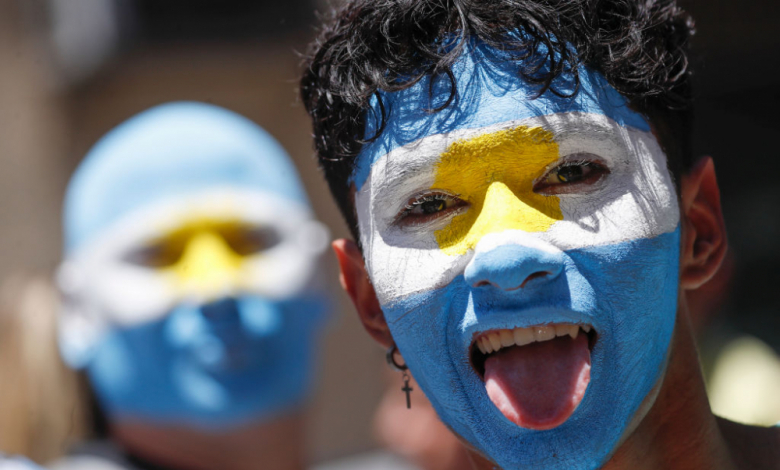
458, 307, 596, 347
469, 323, 598, 379
456, 307, 598, 378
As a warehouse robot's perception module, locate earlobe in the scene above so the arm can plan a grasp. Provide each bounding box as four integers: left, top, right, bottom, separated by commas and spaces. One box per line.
332, 239, 394, 348
679, 157, 728, 290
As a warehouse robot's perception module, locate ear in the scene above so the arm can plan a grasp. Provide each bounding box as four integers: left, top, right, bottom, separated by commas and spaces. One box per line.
56, 262, 104, 369
332, 239, 393, 348
679, 157, 728, 290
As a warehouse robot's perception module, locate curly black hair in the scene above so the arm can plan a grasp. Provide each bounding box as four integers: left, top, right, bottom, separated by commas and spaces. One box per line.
300, 0, 695, 240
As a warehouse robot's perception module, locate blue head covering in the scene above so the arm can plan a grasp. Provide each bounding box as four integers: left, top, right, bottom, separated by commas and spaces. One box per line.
64, 101, 309, 253
59, 102, 331, 429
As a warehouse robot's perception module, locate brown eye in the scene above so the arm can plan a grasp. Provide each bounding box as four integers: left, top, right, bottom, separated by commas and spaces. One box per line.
556, 164, 586, 183
125, 238, 186, 268
396, 192, 467, 227
414, 198, 447, 215
534, 159, 609, 195
221, 224, 279, 256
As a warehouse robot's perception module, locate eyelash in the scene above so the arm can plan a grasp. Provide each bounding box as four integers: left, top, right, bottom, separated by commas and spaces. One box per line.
395, 191, 465, 226
553, 159, 594, 180
392, 156, 608, 226
558, 159, 590, 170
534, 156, 609, 194
402, 193, 444, 211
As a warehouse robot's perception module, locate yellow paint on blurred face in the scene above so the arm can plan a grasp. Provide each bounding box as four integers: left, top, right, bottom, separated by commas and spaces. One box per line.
126, 217, 276, 300
169, 230, 244, 297
434, 126, 563, 255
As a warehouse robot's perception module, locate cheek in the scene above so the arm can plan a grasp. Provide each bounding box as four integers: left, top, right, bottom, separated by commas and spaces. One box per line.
380, 282, 470, 405
569, 228, 681, 335
363, 236, 473, 307
240, 242, 318, 299
92, 264, 176, 323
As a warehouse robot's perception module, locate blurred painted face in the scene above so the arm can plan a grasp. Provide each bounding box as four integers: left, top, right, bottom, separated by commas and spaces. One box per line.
352, 44, 680, 469
59, 103, 330, 428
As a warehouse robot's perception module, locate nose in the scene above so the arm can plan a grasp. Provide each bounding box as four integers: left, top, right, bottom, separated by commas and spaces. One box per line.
464, 243, 564, 291
200, 297, 240, 321
171, 231, 243, 301
202, 296, 283, 338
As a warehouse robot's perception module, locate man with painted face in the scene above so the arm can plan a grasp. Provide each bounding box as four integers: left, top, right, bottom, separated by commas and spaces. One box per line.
300, 1, 780, 469
52, 102, 331, 470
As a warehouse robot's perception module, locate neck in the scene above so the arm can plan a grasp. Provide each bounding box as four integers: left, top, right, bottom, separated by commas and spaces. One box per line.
601, 302, 736, 470
110, 412, 307, 470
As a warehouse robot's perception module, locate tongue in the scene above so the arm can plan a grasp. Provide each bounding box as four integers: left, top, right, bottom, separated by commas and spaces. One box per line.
484, 334, 591, 430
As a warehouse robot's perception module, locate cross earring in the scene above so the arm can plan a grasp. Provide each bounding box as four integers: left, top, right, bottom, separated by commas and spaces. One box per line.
386, 344, 413, 409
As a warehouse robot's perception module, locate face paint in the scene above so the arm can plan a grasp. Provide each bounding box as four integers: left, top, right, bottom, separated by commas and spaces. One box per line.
58, 103, 332, 428
0, 455, 45, 469
433, 126, 563, 255
354, 43, 679, 469
64, 102, 309, 254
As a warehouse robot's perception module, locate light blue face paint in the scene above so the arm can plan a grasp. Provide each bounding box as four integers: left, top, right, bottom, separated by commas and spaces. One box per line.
352, 40, 681, 469
0, 454, 45, 469
88, 295, 329, 428
351, 41, 650, 190
61, 102, 333, 428
384, 230, 679, 470
64, 101, 309, 253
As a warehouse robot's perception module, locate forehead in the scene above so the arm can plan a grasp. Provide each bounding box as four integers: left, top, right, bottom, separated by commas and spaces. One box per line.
67, 188, 313, 261
352, 44, 649, 190
64, 102, 309, 253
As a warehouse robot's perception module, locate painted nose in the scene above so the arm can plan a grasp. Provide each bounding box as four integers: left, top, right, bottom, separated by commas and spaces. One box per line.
171, 231, 243, 300
200, 297, 240, 321
200, 297, 284, 338
464, 243, 564, 291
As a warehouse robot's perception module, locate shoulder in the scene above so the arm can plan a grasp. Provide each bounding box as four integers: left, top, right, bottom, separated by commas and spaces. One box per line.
47, 440, 133, 470
0, 455, 44, 470
718, 417, 780, 470
312, 451, 420, 470
48, 455, 128, 470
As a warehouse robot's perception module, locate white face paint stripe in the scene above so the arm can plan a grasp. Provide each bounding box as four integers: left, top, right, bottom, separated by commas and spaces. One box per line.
60, 188, 324, 328
356, 113, 679, 305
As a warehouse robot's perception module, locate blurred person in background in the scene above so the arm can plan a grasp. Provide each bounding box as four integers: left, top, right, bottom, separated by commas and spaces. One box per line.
49, 102, 332, 470
0, 275, 88, 464
0, 278, 62, 469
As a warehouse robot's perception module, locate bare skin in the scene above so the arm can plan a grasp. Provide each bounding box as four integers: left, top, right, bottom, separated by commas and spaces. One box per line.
335, 157, 780, 469
110, 413, 306, 470
374, 371, 473, 470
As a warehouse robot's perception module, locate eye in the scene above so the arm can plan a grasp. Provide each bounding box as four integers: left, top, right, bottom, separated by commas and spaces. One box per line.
534, 157, 610, 195
221, 224, 279, 256
395, 192, 467, 227
125, 238, 186, 268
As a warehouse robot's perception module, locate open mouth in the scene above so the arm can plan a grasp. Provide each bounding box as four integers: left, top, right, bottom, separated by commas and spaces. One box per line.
470, 324, 596, 430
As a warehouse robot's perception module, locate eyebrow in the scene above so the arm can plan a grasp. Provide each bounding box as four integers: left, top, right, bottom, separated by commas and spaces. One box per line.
376, 137, 449, 188
547, 118, 625, 147
369, 115, 633, 191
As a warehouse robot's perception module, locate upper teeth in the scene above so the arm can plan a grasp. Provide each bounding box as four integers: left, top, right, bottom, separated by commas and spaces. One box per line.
475, 324, 591, 355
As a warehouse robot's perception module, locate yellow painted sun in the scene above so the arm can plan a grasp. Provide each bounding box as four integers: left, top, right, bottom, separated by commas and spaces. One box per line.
433, 126, 563, 256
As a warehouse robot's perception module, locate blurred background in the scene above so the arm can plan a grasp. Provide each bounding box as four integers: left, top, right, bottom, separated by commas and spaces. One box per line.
0, 0, 777, 465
